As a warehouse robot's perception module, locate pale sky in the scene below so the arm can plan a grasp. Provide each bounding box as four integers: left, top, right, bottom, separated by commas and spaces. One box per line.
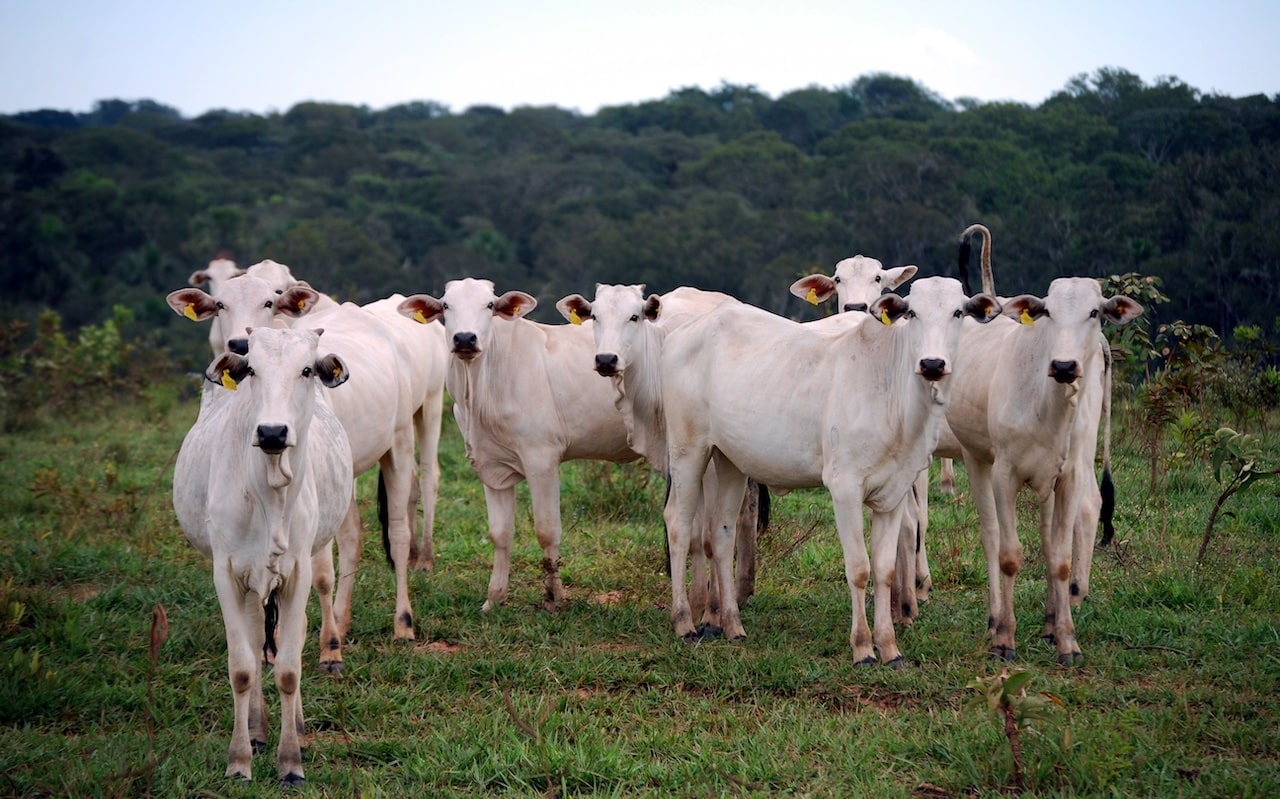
2, 0, 1276, 118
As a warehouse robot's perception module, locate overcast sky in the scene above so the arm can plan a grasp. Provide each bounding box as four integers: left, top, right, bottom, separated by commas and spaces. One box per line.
2, 0, 1276, 118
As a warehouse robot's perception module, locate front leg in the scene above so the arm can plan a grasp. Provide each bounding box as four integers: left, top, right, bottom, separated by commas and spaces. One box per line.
664, 451, 709, 641
380, 443, 418, 640
526, 465, 567, 611
481, 484, 517, 612
311, 540, 343, 674
869, 504, 907, 667
829, 486, 876, 665
213, 565, 260, 781
274, 566, 312, 785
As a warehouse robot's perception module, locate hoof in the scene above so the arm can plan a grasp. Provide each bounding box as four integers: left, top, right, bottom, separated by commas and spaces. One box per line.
317, 659, 344, 675
251, 739, 268, 754
280, 773, 305, 788
728, 632, 747, 643
1057, 651, 1085, 666
884, 656, 906, 670
990, 645, 1017, 661
695, 623, 723, 640
228, 770, 251, 783
854, 655, 878, 667
681, 630, 701, 643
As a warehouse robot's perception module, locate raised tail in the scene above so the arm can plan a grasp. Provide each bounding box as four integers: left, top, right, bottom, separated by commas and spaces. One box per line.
958, 223, 995, 296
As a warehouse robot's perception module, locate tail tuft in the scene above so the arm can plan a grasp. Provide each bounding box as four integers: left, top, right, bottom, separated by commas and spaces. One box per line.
1099, 466, 1116, 546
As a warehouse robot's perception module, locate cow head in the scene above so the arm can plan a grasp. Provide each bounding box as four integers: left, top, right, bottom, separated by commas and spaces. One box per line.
168, 274, 320, 355
188, 258, 245, 293
870, 277, 1002, 384
243, 259, 298, 296
1001, 278, 1144, 385
790, 255, 918, 314
204, 328, 347, 485
397, 277, 536, 363
556, 284, 661, 377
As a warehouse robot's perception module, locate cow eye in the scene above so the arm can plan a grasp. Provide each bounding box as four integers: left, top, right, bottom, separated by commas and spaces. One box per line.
953, 309, 963, 318
629, 314, 639, 322
1089, 309, 1099, 318
906, 310, 917, 319
216, 301, 225, 310
302, 366, 313, 378
833, 276, 841, 284
874, 275, 882, 283
264, 300, 273, 309
275, 289, 284, 295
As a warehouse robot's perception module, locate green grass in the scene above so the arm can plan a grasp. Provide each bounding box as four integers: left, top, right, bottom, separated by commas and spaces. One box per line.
1, 377, 1278, 797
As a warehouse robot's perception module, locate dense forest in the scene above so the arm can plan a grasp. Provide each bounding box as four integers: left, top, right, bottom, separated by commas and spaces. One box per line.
2, 67, 1278, 367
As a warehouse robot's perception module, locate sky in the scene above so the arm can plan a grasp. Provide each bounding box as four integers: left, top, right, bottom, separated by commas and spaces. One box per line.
2, 0, 1277, 119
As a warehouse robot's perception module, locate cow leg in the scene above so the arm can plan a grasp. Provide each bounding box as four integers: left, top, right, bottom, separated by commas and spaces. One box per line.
381, 442, 417, 640
989, 465, 1024, 661
1071, 466, 1102, 606
690, 468, 717, 633
826, 484, 875, 664
938, 457, 957, 495
733, 480, 759, 608
332, 496, 362, 643
892, 496, 918, 626
214, 567, 260, 781
967, 455, 1019, 660
664, 446, 711, 641
411, 394, 444, 572
274, 565, 311, 784
914, 468, 933, 602
705, 454, 748, 641
311, 540, 343, 674
525, 466, 568, 612
1043, 479, 1084, 665
869, 503, 907, 667
481, 485, 517, 612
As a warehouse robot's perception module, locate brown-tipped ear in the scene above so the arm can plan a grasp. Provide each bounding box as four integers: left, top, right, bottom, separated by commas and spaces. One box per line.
316, 353, 349, 388
277, 285, 321, 318
885, 265, 918, 290
205, 353, 251, 389
397, 294, 443, 325
494, 291, 537, 319
555, 294, 592, 324
964, 293, 1003, 323
870, 294, 910, 326
643, 294, 662, 322
189, 270, 210, 287
1101, 296, 1144, 325
1002, 295, 1048, 325
167, 288, 219, 321
789, 274, 837, 306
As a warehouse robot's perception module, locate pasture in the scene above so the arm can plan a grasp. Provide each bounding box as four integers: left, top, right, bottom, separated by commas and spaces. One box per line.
1, 373, 1277, 797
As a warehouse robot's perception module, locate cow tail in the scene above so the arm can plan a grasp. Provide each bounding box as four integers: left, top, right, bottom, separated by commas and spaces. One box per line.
756, 483, 771, 535
661, 472, 673, 578
263, 587, 280, 662
957, 234, 973, 295
959, 223, 995, 296
378, 469, 393, 567
1098, 343, 1117, 546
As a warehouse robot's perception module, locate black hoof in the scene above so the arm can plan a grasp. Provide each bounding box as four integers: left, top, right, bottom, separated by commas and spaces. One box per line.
1042, 633, 1057, 646
884, 656, 906, 670
1058, 651, 1085, 666
229, 771, 251, 783
728, 632, 747, 643
318, 659, 344, 675
854, 655, 878, 667
695, 623, 723, 640
990, 646, 1017, 661
681, 630, 701, 643
251, 739, 268, 754
281, 773, 305, 788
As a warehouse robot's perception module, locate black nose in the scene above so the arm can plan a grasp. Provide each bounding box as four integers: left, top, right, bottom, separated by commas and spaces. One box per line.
229, 338, 249, 356
256, 424, 289, 453
453, 332, 478, 352
843, 303, 868, 313
595, 353, 619, 375
1050, 360, 1079, 384
919, 358, 947, 381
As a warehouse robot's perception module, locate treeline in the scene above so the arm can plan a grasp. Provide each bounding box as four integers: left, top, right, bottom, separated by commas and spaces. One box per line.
2, 68, 1278, 368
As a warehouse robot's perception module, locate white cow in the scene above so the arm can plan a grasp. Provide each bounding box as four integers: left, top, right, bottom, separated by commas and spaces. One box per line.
398, 278, 640, 612
173, 327, 353, 783
944, 277, 1142, 664
167, 269, 448, 670
553, 284, 763, 635
187, 257, 244, 357
660, 278, 1001, 665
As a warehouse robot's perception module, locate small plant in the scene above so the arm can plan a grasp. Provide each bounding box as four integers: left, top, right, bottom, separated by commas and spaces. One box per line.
967, 668, 1068, 792
1199, 427, 1280, 563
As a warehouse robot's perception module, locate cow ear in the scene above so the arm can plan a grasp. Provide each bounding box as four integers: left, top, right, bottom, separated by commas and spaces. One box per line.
1002, 295, 1048, 325
790, 274, 836, 306
189, 270, 210, 287
870, 294, 909, 326
397, 294, 444, 325
316, 353, 349, 388
964, 293, 1003, 323
494, 291, 537, 319
885, 265, 918, 290
555, 294, 591, 325
205, 353, 251, 389
277, 285, 320, 318
167, 288, 218, 321
643, 294, 662, 322
1101, 295, 1144, 325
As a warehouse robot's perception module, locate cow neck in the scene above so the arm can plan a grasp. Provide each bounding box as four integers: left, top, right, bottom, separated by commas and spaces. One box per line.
1019, 323, 1090, 474
619, 322, 667, 472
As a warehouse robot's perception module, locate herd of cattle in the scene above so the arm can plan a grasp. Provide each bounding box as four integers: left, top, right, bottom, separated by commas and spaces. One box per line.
167, 225, 1142, 782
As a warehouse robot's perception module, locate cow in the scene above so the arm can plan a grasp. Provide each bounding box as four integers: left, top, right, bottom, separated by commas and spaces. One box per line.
398, 278, 640, 613
553, 284, 765, 635
659, 277, 1001, 665
167, 268, 448, 670
943, 277, 1142, 664
173, 327, 353, 783
187, 258, 301, 357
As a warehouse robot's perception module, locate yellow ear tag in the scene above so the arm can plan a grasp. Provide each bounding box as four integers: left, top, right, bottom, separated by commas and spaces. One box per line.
297, 298, 307, 311
1019, 308, 1035, 326
183, 302, 198, 321
332, 366, 341, 380
805, 288, 819, 306
569, 308, 583, 325
220, 369, 238, 391
413, 309, 427, 324
511, 304, 521, 316
880, 308, 892, 327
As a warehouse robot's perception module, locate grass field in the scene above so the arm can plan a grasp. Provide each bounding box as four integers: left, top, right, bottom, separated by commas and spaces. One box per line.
1, 374, 1278, 797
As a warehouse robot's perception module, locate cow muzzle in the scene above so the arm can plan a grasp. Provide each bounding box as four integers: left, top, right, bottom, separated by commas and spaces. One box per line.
228, 338, 249, 356
451, 332, 481, 361
918, 358, 948, 381
594, 352, 620, 376
1049, 359, 1080, 384
255, 424, 291, 454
